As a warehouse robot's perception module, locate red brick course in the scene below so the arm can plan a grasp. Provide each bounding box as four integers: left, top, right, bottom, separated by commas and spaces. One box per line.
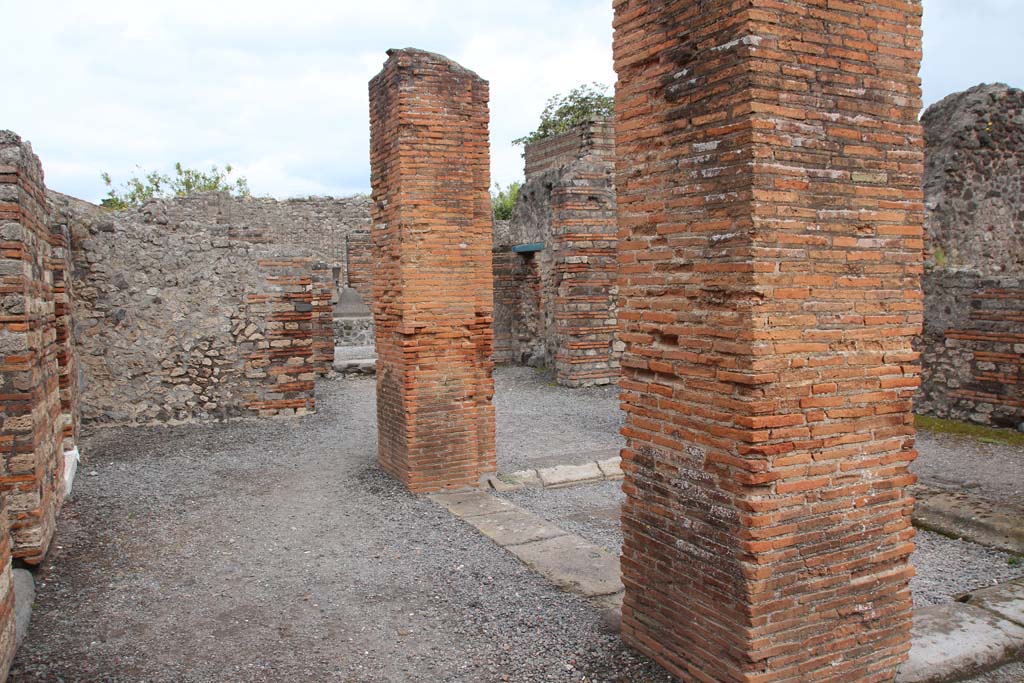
345, 230, 373, 303
369, 49, 496, 493
612, 1, 923, 681
0, 134, 65, 565
49, 223, 80, 453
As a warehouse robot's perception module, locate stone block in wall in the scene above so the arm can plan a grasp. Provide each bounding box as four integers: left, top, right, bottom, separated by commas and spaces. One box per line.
612, 2, 922, 681
0, 131, 64, 564
369, 48, 496, 493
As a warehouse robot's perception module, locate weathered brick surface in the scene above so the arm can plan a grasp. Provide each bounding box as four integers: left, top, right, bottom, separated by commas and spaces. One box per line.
613, 1, 923, 681
918, 269, 1023, 427
0, 132, 65, 564
525, 119, 615, 181
49, 223, 80, 452
345, 230, 373, 303
369, 49, 496, 493
496, 123, 621, 386
241, 258, 324, 417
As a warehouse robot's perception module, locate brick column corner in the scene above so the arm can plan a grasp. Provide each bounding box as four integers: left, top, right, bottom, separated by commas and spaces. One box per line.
613, 1, 923, 681
369, 49, 496, 493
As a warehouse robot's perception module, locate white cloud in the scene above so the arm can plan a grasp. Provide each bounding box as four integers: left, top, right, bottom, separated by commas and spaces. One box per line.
1, 1, 1020, 201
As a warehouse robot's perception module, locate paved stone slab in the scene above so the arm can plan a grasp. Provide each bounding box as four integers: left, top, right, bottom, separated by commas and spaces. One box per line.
506, 534, 623, 597
912, 486, 1024, 555
462, 509, 568, 548
537, 463, 603, 489
966, 578, 1024, 627
428, 491, 517, 518
506, 469, 542, 488
597, 456, 623, 479
897, 603, 1024, 683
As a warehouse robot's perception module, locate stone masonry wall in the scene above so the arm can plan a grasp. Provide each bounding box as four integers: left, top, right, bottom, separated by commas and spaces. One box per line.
917, 84, 1023, 427
369, 48, 496, 493
54, 192, 340, 425
495, 121, 620, 387
918, 269, 1023, 427
613, 1, 923, 681
0, 132, 65, 564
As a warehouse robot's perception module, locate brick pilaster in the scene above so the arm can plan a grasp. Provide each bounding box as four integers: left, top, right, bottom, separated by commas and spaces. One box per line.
369, 49, 496, 492
613, 1, 924, 681
0, 131, 65, 564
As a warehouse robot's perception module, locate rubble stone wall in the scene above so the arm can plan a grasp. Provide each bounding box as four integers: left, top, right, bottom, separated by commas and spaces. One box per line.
54, 192, 346, 425
918, 84, 1023, 427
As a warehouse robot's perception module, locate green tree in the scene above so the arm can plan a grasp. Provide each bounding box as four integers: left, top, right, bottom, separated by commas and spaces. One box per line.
492, 181, 521, 221
512, 83, 614, 147
100, 162, 251, 209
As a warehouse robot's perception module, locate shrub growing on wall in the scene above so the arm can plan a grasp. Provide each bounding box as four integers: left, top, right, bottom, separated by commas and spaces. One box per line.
492, 181, 521, 220
100, 162, 250, 209
512, 82, 613, 147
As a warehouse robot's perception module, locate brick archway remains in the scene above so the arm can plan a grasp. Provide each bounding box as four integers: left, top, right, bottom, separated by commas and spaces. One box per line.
613, 1, 924, 681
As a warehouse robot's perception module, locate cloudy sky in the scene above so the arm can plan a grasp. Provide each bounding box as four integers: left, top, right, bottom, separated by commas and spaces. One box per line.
2, 0, 1021, 203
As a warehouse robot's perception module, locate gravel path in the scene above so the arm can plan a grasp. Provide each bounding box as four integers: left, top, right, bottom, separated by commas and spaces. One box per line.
498, 481, 1024, 609
13, 376, 668, 683
494, 367, 623, 473
912, 430, 1024, 505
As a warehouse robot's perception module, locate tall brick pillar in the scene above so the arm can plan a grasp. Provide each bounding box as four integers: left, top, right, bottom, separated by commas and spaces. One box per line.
0, 132, 65, 564
613, 2, 923, 682
368, 49, 496, 493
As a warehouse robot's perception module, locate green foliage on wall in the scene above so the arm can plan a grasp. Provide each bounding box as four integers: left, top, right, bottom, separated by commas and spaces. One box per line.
101, 163, 251, 209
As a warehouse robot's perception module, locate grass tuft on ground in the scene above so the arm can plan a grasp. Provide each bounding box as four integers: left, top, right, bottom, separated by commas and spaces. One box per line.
915, 414, 1024, 447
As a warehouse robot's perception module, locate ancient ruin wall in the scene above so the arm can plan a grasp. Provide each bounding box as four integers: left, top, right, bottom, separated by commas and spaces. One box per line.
0, 132, 65, 564
918, 84, 1024, 427
55, 193, 343, 425
494, 121, 620, 386
369, 48, 496, 492
613, 1, 922, 680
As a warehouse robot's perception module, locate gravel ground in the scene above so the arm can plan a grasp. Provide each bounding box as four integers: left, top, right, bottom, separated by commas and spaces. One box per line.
912, 430, 1024, 506
494, 367, 623, 473
499, 482, 1024, 609
13, 376, 669, 683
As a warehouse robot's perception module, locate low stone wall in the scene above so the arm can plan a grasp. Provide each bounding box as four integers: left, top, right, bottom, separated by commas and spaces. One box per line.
917, 267, 1024, 428
55, 193, 339, 425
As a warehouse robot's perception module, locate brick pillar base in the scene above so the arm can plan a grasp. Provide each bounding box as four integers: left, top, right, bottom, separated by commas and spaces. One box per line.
369, 49, 496, 493
613, 1, 923, 681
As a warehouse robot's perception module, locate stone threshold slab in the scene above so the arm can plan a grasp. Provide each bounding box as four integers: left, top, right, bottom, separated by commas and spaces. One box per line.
433, 490, 1024, 683
911, 484, 1024, 555
496, 456, 623, 491
429, 490, 623, 598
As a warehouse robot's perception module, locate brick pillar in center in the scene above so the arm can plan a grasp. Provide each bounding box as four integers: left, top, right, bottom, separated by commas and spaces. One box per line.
368, 49, 496, 493
613, 1, 923, 681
